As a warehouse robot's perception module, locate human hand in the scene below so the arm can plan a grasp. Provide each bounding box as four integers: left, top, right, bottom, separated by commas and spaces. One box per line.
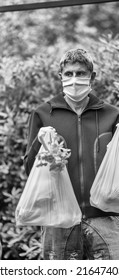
38, 126, 55, 142
37, 127, 71, 171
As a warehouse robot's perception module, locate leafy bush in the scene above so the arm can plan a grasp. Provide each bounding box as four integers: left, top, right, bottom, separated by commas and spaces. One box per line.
92, 33, 119, 106
0, 53, 61, 259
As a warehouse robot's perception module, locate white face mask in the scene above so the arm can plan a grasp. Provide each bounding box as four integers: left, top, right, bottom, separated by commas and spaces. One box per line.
62, 76, 91, 102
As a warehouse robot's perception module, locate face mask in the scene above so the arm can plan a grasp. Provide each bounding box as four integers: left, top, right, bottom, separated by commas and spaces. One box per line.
62, 76, 91, 102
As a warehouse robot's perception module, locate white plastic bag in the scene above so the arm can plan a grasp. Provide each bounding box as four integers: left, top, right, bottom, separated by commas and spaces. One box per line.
15, 127, 82, 228
90, 124, 119, 212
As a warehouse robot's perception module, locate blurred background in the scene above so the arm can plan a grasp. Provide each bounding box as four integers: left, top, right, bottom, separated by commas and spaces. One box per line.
0, 0, 119, 259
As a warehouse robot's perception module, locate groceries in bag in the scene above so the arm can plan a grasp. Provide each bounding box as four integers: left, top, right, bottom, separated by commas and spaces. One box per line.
15, 127, 82, 228
90, 124, 119, 212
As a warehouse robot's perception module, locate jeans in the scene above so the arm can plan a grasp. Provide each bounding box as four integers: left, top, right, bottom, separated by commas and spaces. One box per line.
43, 216, 119, 260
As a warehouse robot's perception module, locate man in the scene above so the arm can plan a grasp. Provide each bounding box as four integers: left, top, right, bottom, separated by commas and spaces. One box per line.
24, 48, 119, 259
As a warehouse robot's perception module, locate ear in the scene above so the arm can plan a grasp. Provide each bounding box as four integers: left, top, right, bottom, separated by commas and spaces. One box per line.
58, 72, 62, 81
91, 72, 96, 82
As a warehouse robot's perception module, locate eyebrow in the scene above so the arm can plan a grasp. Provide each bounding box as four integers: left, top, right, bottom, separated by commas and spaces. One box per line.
64, 70, 87, 74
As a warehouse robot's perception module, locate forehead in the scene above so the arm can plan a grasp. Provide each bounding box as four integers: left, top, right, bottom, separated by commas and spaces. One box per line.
62, 62, 90, 74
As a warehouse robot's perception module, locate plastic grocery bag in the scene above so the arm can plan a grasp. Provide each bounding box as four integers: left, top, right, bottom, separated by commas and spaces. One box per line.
90, 123, 119, 212
15, 127, 82, 228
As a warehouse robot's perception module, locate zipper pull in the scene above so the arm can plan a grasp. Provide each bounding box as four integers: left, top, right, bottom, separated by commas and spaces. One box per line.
78, 116, 81, 123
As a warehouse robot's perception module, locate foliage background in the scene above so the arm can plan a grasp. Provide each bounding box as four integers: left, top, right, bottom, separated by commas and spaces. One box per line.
0, 0, 119, 259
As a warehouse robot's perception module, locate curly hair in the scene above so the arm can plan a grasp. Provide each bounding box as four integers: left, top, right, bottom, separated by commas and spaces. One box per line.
59, 48, 94, 73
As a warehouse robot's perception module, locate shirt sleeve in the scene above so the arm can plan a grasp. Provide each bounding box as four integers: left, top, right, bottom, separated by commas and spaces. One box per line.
24, 110, 43, 176
112, 113, 119, 135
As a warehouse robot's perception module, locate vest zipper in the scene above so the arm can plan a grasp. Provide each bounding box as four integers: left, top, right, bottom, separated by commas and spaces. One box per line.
78, 116, 85, 215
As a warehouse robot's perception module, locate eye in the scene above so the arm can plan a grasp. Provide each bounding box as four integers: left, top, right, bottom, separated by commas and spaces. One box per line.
64, 71, 73, 77
76, 71, 86, 77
